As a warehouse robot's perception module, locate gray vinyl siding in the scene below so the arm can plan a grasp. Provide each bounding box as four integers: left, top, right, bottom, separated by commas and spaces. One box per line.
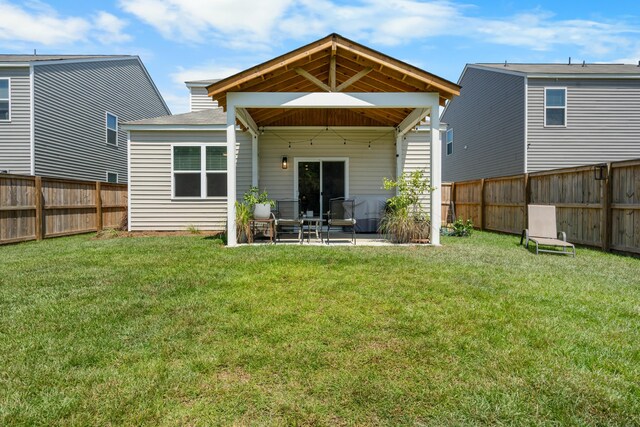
527, 78, 640, 172
0, 67, 31, 174
129, 130, 251, 231
189, 87, 218, 111
33, 59, 169, 182
441, 67, 525, 181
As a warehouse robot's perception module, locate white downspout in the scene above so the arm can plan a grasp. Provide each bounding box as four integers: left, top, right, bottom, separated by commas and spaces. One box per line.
226, 101, 237, 246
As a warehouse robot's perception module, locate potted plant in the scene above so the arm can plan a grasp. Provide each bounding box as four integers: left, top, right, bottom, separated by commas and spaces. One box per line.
378, 170, 434, 244
235, 201, 252, 243
243, 186, 275, 220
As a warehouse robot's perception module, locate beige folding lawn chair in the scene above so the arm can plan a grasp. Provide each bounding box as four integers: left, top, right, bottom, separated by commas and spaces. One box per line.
520, 205, 575, 256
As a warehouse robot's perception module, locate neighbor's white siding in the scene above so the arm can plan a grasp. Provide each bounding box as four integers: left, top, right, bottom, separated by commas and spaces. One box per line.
0, 66, 31, 174
189, 86, 218, 112
129, 130, 251, 231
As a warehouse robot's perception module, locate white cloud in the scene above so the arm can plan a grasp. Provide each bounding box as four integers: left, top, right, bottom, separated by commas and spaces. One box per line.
93, 11, 132, 44
119, 0, 292, 48
170, 64, 243, 86
119, 0, 640, 59
0, 1, 131, 48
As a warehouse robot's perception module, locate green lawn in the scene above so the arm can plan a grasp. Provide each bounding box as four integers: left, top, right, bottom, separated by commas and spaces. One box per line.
0, 232, 638, 425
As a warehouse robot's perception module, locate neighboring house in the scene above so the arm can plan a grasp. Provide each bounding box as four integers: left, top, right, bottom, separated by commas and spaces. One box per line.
0, 54, 170, 182
185, 78, 220, 111
441, 63, 640, 182
123, 33, 460, 246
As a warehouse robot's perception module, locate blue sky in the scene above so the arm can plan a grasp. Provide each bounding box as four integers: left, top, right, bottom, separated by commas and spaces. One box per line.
1, 0, 639, 113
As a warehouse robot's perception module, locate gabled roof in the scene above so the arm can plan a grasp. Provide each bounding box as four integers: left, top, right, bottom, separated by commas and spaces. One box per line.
471, 63, 640, 77
0, 54, 133, 64
206, 33, 460, 128
185, 78, 221, 87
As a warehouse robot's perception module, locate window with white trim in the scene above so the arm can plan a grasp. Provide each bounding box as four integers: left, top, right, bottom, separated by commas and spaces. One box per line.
544, 88, 566, 127
173, 145, 227, 198
446, 128, 453, 156
106, 112, 118, 145
106, 172, 118, 183
0, 79, 9, 121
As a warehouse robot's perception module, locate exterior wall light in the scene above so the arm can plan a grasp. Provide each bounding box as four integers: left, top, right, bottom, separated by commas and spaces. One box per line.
281, 156, 288, 170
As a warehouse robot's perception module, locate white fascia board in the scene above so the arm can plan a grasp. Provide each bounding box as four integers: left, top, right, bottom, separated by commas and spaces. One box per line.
121, 124, 227, 131
185, 82, 214, 88
0, 63, 31, 68
227, 92, 440, 109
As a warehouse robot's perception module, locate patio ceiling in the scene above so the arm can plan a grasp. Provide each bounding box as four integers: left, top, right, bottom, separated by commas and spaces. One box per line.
206, 33, 461, 128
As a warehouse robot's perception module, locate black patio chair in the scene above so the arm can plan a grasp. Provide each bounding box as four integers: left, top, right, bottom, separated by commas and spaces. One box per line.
326, 198, 356, 245
274, 199, 303, 243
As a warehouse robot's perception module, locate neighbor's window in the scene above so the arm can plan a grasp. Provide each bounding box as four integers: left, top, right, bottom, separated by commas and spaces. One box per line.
446, 128, 453, 156
106, 172, 118, 183
0, 79, 9, 121
545, 88, 566, 127
106, 112, 118, 145
173, 145, 227, 198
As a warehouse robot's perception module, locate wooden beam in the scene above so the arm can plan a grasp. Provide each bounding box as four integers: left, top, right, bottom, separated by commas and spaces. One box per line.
294, 67, 331, 92
601, 163, 612, 251
397, 107, 429, 136
336, 67, 373, 92
208, 38, 333, 98
330, 41, 337, 91
236, 107, 259, 136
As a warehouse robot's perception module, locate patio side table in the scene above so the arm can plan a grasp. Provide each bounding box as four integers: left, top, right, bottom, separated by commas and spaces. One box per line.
250, 218, 275, 244
302, 217, 325, 243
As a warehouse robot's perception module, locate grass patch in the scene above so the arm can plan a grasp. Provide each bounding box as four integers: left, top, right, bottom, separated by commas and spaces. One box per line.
0, 232, 638, 425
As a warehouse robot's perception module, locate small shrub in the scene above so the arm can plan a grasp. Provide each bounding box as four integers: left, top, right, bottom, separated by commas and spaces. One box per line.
450, 219, 474, 237
242, 186, 275, 209
378, 170, 434, 243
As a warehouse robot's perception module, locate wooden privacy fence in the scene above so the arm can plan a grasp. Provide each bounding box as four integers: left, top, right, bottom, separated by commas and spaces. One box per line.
442, 159, 640, 255
0, 173, 127, 245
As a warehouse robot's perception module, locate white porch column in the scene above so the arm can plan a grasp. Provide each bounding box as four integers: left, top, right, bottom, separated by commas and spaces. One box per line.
430, 108, 441, 246
395, 131, 403, 196
252, 134, 258, 187
226, 103, 237, 246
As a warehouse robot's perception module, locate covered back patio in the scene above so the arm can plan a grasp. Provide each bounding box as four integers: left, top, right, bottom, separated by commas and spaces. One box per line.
205, 34, 460, 246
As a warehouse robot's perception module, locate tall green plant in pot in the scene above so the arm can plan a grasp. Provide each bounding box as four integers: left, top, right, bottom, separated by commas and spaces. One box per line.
235, 201, 252, 243
379, 170, 434, 243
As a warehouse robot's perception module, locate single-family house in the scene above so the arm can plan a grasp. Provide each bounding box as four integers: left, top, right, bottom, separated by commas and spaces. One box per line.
123, 34, 460, 245
0, 54, 170, 182
441, 63, 640, 182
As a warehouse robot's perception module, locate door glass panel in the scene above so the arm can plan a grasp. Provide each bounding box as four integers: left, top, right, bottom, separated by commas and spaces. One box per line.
322, 161, 345, 218
298, 161, 320, 217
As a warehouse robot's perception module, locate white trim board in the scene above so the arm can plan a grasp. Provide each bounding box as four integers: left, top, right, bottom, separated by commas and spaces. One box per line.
227, 92, 440, 109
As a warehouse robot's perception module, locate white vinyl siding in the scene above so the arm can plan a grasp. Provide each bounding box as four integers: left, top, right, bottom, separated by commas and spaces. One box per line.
189, 86, 218, 112
0, 78, 9, 121
129, 130, 251, 231
544, 87, 566, 127
0, 67, 31, 175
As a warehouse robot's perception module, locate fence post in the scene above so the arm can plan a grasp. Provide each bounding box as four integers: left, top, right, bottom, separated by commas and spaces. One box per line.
479, 178, 485, 230
96, 181, 103, 232
35, 176, 43, 240
601, 163, 612, 251
523, 173, 530, 230
451, 182, 456, 222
